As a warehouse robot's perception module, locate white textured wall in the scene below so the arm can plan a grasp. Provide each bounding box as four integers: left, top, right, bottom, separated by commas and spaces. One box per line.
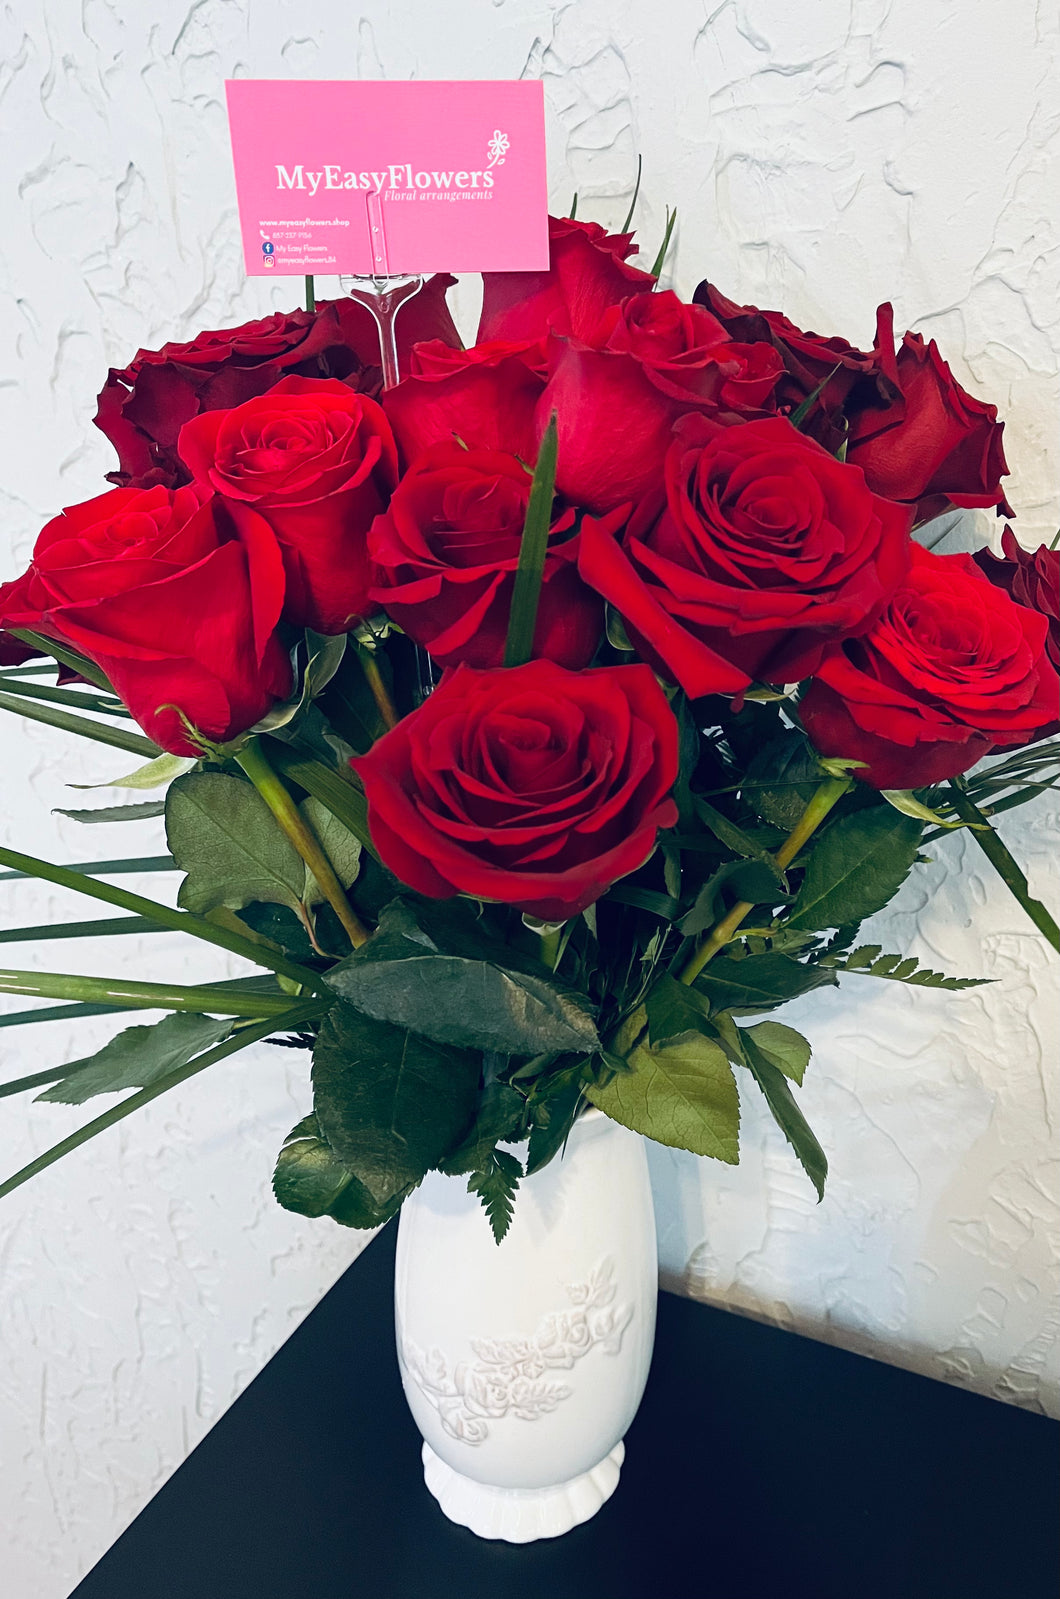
0, 2, 1057, 1594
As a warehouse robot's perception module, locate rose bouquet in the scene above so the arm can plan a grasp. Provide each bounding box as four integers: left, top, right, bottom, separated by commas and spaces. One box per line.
1, 213, 1057, 1242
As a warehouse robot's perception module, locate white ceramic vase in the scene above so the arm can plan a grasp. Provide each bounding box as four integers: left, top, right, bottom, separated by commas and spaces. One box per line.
393, 1108, 657, 1543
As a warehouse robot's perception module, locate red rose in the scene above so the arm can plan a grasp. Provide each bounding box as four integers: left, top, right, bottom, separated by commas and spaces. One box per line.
0, 485, 291, 754
579, 413, 913, 697
382, 339, 546, 467
94, 304, 376, 491
178, 376, 398, 636
845, 330, 1012, 522
799, 546, 1059, 788
353, 660, 679, 921
477, 215, 656, 345
693, 283, 895, 427
368, 441, 606, 670
319, 273, 460, 373
539, 291, 783, 514
974, 527, 1060, 672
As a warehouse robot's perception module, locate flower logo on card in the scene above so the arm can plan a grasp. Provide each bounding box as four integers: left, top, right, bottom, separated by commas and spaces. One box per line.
486, 130, 509, 170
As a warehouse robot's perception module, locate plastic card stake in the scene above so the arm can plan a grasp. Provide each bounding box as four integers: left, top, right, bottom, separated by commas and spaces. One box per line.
224, 79, 549, 277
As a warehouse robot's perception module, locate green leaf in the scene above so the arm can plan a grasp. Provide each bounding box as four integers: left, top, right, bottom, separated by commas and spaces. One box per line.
167, 772, 306, 915
0, 916, 159, 945
440, 1082, 526, 1175
742, 1020, 812, 1085
693, 952, 836, 1014
467, 1149, 523, 1244
0, 1003, 322, 1202
786, 808, 923, 931
525, 1066, 586, 1176
678, 858, 787, 936
6, 629, 113, 691
300, 797, 361, 906
325, 899, 599, 1058
588, 1029, 739, 1164
879, 789, 969, 828
0, 688, 160, 757
743, 733, 823, 829
36, 1013, 235, 1104
503, 412, 559, 668
649, 206, 677, 277
740, 1031, 827, 1200
68, 752, 198, 791
273, 1113, 411, 1228
645, 973, 711, 1046
828, 945, 990, 990
54, 801, 166, 824
0, 842, 327, 993
312, 1002, 481, 1206
694, 798, 778, 863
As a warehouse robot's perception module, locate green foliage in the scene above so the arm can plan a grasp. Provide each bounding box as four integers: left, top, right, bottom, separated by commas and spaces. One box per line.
739, 1029, 827, 1200
588, 1028, 740, 1165
742, 733, 823, 829
467, 1149, 523, 1244
440, 1082, 527, 1175
504, 413, 560, 668
36, 1012, 235, 1105
824, 944, 990, 990
325, 898, 599, 1058
273, 1113, 411, 1228
741, 1020, 811, 1085
312, 1002, 481, 1206
786, 807, 923, 931
525, 1064, 586, 1176
166, 773, 360, 918
692, 952, 836, 1014
53, 802, 166, 824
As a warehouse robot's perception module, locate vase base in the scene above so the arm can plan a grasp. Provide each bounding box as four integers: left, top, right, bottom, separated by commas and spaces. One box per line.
420, 1440, 625, 1542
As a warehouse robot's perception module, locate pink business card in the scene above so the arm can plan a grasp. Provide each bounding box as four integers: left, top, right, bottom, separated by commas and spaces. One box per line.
224, 79, 549, 278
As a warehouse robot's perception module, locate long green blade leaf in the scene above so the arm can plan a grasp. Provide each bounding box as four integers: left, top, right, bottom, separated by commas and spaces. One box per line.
0, 965, 319, 1018
0, 843, 327, 992
0, 916, 160, 944
0, 1002, 323, 1201
0, 855, 174, 881
620, 153, 643, 233
7, 629, 114, 692
650, 208, 677, 278
0, 1001, 134, 1029
503, 413, 559, 668
0, 690, 158, 756
1, 1062, 99, 1098
947, 780, 1060, 951
0, 676, 132, 717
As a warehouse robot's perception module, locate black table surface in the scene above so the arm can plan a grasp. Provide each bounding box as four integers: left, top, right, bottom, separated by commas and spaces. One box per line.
72, 1221, 1058, 1599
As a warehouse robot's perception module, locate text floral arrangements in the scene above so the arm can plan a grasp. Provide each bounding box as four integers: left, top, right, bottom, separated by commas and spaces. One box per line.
0, 211, 1057, 1239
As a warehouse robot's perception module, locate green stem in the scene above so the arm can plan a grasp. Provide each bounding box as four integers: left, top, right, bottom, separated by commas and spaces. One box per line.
356, 646, 399, 731
679, 776, 852, 986
305, 275, 316, 313
947, 779, 1060, 952
0, 916, 159, 944
0, 1002, 323, 1202
0, 689, 159, 756
268, 747, 377, 860
0, 966, 316, 1018
237, 737, 368, 948
538, 926, 562, 971
0, 843, 327, 992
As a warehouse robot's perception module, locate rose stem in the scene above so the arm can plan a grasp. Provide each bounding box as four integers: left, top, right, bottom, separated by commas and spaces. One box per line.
305, 276, 315, 313
946, 778, 1059, 952
356, 645, 400, 731
538, 926, 562, 971
678, 775, 852, 986
236, 736, 368, 949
